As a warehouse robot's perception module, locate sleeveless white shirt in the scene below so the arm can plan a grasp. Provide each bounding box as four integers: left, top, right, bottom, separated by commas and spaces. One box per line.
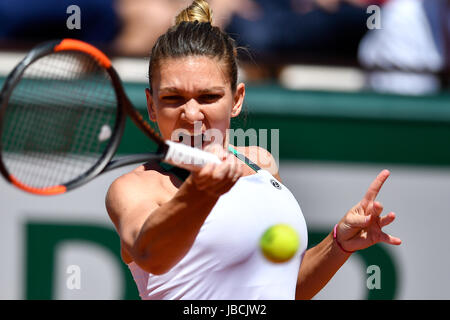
127, 169, 308, 300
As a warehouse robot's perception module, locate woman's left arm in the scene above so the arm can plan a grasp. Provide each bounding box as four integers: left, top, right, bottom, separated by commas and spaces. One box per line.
295, 169, 402, 300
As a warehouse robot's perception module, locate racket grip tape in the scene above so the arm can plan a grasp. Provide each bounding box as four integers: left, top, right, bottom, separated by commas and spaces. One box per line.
163, 140, 221, 171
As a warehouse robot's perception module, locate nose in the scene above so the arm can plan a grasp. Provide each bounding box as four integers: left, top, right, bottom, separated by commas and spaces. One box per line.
181, 99, 204, 124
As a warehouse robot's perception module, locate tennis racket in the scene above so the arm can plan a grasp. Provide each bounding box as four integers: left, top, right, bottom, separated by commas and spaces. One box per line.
0, 39, 221, 196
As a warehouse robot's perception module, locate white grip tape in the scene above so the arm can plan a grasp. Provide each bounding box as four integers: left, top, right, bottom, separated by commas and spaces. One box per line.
164, 140, 221, 170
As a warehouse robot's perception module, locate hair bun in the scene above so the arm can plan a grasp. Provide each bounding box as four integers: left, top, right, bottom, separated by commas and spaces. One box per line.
175, 0, 213, 25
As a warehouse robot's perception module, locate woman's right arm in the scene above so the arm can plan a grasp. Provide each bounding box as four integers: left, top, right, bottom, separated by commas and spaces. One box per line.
106, 148, 242, 275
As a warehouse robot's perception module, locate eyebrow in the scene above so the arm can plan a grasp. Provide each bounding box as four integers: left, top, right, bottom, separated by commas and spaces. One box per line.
159, 86, 226, 94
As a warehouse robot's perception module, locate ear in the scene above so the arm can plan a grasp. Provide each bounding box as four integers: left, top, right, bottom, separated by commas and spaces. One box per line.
231, 83, 245, 118
145, 88, 157, 122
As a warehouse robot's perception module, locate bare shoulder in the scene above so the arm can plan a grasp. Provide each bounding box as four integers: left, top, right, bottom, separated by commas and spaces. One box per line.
106, 167, 163, 200
234, 145, 281, 181
105, 166, 167, 223
105, 165, 172, 265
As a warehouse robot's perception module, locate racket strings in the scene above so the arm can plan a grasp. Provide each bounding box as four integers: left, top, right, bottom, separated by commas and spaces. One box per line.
1, 51, 118, 188
8, 106, 93, 188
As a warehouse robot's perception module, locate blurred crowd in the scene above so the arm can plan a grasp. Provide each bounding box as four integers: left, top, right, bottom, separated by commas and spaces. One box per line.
0, 0, 448, 95
359, 0, 449, 95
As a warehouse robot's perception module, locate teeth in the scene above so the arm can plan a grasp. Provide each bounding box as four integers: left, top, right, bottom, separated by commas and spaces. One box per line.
176, 134, 205, 144
175, 131, 207, 145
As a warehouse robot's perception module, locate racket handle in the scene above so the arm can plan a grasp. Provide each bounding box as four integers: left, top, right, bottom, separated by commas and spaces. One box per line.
163, 140, 222, 171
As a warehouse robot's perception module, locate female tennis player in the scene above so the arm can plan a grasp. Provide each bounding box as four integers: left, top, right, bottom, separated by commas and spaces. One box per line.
105, 0, 401, 300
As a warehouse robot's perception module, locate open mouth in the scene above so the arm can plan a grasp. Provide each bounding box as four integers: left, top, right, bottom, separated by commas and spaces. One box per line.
177, 132, 208, 149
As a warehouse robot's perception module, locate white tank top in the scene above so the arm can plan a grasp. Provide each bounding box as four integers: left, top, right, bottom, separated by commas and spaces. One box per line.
127, 169, 308, 300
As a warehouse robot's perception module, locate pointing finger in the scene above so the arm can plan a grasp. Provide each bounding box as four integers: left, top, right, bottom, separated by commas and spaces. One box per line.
360, 170, 390, 210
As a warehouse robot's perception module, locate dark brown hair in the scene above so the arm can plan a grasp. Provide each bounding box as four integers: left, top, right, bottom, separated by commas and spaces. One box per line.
148, 0, 238, 93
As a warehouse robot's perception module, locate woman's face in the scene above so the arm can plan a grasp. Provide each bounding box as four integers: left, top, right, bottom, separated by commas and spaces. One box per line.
146, 56, 245, 149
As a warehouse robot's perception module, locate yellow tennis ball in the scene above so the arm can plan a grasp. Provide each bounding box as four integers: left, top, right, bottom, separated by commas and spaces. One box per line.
260, 224, 300, 263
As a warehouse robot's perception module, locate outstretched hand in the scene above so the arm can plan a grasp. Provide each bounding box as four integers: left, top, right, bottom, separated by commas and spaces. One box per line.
335, 170, 402, 253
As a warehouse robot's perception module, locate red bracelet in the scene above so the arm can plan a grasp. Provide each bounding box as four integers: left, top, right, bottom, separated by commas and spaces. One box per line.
333, 224, 355, 254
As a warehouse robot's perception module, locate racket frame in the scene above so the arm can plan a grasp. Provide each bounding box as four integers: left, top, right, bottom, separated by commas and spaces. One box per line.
0, 38, 221, 196
0, 39, 129, 195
